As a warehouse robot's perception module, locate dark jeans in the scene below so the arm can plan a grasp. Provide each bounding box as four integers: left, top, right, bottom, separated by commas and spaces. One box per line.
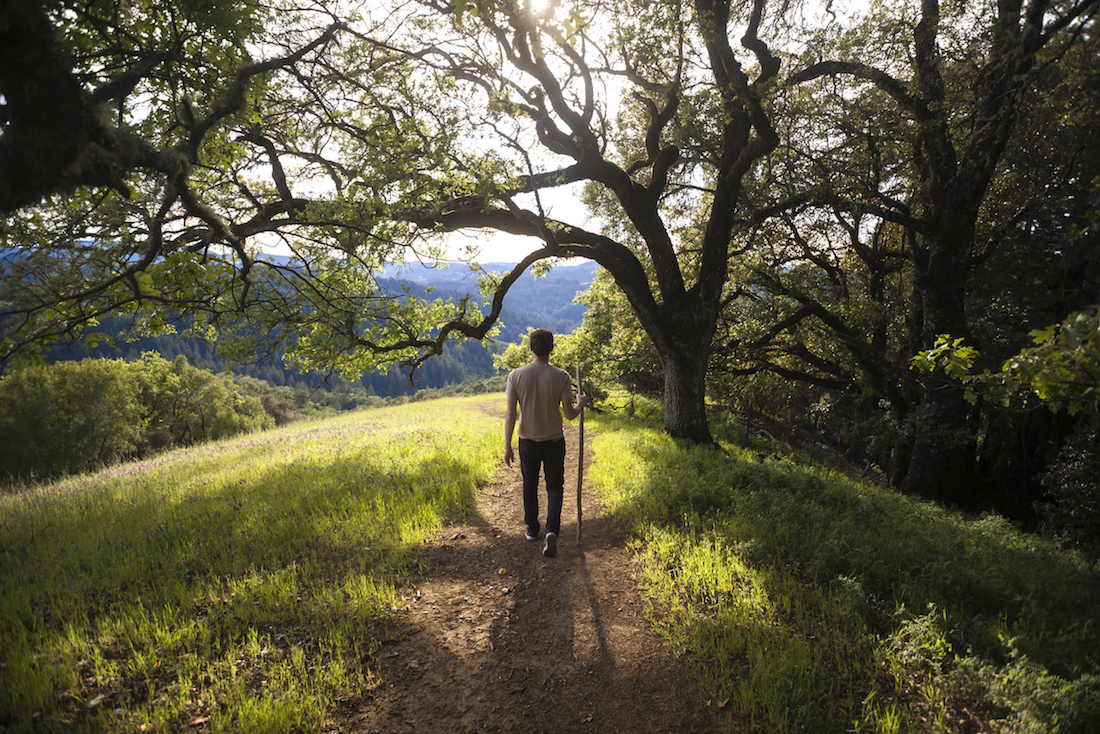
519, 437, 566, 537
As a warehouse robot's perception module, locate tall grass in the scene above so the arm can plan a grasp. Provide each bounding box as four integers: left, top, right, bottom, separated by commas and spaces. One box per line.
0, 397, 500, 733
587, 403, 1100, 733
7, 391, 1098, 733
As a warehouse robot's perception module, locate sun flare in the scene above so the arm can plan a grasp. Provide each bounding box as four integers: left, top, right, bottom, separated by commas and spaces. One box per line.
529, 0, 555, 17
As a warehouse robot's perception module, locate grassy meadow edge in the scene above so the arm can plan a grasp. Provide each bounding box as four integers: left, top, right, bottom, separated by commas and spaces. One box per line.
1, 396, 502, 733
2, 392, 1097, 733
585, 400, 1100, 733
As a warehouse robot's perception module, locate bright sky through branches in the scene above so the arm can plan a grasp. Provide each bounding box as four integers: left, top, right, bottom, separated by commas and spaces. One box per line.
253, 0, 871, 266
249, 0, 871, 266
444, 0, 870, 264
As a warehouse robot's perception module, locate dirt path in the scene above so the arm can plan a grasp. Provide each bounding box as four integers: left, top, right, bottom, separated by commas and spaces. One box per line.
339, 423, 715, 734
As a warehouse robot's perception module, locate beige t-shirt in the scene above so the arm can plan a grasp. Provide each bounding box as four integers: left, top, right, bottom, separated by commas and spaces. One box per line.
506, 361, 574, 441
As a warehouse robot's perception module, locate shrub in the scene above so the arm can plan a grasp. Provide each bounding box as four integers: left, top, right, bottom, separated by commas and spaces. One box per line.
0, 355, 274, 481
0, 359, 144, 479
261, 394, 297, 425
1038, 430, 1100, 577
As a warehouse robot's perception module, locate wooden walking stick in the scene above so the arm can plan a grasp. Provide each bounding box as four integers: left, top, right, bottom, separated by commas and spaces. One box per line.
576, 364, 584, 543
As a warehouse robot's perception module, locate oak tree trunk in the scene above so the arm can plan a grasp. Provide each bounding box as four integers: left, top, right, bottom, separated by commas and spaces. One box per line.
660, 343, 713, 444
901, 221, 979, 503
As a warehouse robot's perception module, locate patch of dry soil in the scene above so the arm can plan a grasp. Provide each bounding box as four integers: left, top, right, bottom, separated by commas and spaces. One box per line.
339, 423, 716, 734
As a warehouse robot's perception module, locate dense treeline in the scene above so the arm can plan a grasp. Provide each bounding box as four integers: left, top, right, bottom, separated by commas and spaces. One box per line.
49, 319, 499, 399
0, 355, 276, 481
566, 266, 1099, 534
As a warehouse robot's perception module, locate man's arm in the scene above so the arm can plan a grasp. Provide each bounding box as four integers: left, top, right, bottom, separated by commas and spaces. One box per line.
504, 391, 519, 467
562, 391, 589, 421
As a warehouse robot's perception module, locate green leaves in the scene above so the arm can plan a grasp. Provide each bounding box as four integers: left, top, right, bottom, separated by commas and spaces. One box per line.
1005, 308, 1100, 418
912, 308, 1100, 422
562, 6, 589, 42
910, 335, 977, 380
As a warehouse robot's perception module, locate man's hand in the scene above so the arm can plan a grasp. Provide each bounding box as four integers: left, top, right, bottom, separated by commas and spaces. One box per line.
564, 393, 589, 420
504, 445, 515, 468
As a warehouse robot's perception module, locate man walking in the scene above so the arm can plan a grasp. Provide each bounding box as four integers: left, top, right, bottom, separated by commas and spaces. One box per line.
504, 329, 588, 558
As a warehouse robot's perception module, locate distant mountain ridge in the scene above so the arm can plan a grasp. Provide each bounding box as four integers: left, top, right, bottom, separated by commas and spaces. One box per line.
376, 259, 599, 343
39, 258, 599, 397
379, 259, 599, 285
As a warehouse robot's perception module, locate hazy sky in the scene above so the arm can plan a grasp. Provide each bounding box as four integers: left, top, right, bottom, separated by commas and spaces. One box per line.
443, 186, 592, 264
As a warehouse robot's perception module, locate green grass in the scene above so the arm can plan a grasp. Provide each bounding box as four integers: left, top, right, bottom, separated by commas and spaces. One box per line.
5, 392, 1098, 733
0, 396, 501, 733
586, 402, 1100, 733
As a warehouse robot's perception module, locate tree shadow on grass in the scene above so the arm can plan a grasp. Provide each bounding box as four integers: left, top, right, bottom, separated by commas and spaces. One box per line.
612, 437, 1100, 677
0, 428, 495, 732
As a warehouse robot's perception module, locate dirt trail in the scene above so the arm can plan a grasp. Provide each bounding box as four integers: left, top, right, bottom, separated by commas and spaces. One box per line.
340, 423, 715, 734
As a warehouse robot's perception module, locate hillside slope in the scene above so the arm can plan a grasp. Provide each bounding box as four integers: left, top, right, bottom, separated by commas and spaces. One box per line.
3, 396, 1096, 733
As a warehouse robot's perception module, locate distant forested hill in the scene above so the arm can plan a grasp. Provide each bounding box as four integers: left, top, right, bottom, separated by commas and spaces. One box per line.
46, 260, 598, 397
382, 260, 597, 341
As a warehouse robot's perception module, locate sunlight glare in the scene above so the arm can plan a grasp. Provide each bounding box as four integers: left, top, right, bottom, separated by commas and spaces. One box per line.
529, 0, 554, 17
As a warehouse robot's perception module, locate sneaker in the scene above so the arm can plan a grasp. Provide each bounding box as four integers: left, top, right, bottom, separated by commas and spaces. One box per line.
525, 530, 539, 541
543, 532, 557, 558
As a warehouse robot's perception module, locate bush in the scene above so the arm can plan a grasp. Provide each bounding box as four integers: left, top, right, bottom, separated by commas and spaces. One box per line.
0, 355, 274, 481
261, 394, 297, 425
0, 359, 144, 479
1039, 430, 1100, 577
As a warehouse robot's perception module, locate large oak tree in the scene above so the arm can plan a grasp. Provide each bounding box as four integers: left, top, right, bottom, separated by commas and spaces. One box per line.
3, 0, 1096, 504
2, 0, 792, 445
737, 0, 1099, 501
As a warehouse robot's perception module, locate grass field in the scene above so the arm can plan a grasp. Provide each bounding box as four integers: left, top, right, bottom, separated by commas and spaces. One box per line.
2, 393, 1098, 733
587, 399, 1100, 733
1, 397, 501, 733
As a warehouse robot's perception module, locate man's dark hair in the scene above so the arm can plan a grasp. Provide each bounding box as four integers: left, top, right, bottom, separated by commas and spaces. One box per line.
530, 328, 554, 357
